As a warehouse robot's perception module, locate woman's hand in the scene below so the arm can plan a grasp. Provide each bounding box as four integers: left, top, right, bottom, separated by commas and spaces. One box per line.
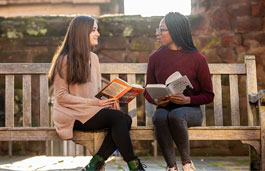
98, 98, 116, 108
111, 99, 120, 110
167, 94, 191, 105
156, 96, 170, 107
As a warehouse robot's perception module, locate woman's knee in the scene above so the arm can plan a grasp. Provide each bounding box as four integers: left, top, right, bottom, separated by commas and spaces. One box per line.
152, 109, 168, 125
124, 114, 132, 129
111, 110, 132, 127
168, 109, 186, 124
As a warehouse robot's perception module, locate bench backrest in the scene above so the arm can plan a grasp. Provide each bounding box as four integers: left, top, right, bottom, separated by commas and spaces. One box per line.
0, 55, 258, 128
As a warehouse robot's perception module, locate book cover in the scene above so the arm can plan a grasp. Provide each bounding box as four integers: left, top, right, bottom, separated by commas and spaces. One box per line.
95, 77, 144, 103
145, 71, 193, 99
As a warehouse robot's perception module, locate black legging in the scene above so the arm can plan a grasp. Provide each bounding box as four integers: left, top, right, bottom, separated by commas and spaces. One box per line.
73, 108, 136, 162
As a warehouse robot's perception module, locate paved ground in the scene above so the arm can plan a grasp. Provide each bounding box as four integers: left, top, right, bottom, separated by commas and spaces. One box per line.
0, 156, 249, 171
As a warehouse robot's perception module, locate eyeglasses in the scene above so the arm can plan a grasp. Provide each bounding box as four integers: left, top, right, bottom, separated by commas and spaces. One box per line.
156, 28, 168, 34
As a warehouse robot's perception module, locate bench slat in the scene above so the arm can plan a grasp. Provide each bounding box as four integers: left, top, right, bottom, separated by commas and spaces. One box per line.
127, 74, 137, 126
229, 75, 240, 126
5, 75, 14, 127
245, 56, 258, 126
129, 128, 260, 141
144, 74, 155, 126
40, 75, 49, 127
209, 64, 246, 74
0, 63, 50, 74
68, 140, 76, 156
145, 100, 155, 126
101, 64, 147, 74
76, 144, 84, 156
200, 105, 206, 126
212, 75, 223, 126
0, 126, 260, 131
110, 74, 118, 81
0, 63, 246, 75
23, 75, 32, 127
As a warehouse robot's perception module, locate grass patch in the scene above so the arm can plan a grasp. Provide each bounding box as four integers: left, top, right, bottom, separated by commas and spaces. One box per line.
236, 160, 249, 166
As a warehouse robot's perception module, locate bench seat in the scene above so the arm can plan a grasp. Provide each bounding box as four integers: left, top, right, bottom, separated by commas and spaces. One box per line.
0, 126, 260, 141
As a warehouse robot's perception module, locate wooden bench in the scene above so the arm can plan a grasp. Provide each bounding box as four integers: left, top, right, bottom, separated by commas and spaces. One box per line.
0, 55, 264, 170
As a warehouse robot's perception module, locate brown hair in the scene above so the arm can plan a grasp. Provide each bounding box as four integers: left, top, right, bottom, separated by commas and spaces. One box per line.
48, 16, 95, 84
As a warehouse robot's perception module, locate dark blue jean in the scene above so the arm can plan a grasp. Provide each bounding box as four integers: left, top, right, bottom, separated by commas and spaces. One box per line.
152, 106, 202, 167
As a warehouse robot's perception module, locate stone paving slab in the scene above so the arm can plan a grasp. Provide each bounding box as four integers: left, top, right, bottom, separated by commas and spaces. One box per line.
0, 156, 249, 171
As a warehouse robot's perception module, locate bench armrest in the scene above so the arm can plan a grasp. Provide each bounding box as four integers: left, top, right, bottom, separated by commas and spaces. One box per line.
249, 90, 265, 105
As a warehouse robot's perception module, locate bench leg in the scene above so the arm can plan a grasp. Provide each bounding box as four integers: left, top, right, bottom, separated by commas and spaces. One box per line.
8, 141, 12, 157
73, 131, 106, 156
260, 104, 265, 171
249, 146, 261, 170
241, 140, 261, 170
261, 139, 265, 171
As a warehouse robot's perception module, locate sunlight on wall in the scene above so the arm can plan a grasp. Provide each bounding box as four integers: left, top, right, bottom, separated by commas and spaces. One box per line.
124, 0, 191, 16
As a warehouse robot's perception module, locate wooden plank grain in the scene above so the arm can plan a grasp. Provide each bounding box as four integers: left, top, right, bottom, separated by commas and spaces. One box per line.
0, 63, 50, 74
101, 63, 147, 74
23, 75, 32, 126
209, 64, 246, 74
110, 74, 118, 81
245, 55, 258, 126
0, 63, 246, 75
127, 74, 137, 126
259, 93, 265, 170
212, 75, 223, 126
200, 105, 206, 126
229, 75, 240, 126
5, 75, 14, 127
40, 75, 49, 127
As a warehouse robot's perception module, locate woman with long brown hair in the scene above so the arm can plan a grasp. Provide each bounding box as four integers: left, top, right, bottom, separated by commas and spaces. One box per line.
48, 16, 145, 171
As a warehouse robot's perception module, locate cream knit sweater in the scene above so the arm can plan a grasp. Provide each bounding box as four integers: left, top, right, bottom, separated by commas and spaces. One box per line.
53, 52, 103, 140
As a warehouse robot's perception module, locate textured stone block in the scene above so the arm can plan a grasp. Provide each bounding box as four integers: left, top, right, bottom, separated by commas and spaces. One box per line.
227, 2, 251, 17
98, 37, 127, 50
233, 16, 263, 33
221, 34, 242, 47
129, 37, 155, 51
243, 31, 265, 46
209, 8, 231, 31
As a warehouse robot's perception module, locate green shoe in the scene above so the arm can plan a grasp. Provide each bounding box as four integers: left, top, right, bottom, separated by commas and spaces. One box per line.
82, 154, 105, 171
127, 158, 146, 171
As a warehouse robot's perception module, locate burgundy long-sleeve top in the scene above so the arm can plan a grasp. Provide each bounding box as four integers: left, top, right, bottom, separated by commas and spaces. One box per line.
144, 47, 214, 108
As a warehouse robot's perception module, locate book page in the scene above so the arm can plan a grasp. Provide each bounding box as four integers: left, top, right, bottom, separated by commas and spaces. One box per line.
131, 84, 143, 88
102, 82, 128, 97
167, 76, 193, 94
165, 71, 182, 85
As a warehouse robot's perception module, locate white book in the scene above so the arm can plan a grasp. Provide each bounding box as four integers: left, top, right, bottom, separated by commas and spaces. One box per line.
145, 71, 193, 99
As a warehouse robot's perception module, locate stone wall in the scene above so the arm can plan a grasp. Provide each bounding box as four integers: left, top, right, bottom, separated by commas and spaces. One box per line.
191, 0, 265, 88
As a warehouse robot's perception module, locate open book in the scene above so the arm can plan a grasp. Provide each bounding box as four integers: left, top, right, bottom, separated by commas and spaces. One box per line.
95, 77, 144, 103
145, 71, 193, 99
